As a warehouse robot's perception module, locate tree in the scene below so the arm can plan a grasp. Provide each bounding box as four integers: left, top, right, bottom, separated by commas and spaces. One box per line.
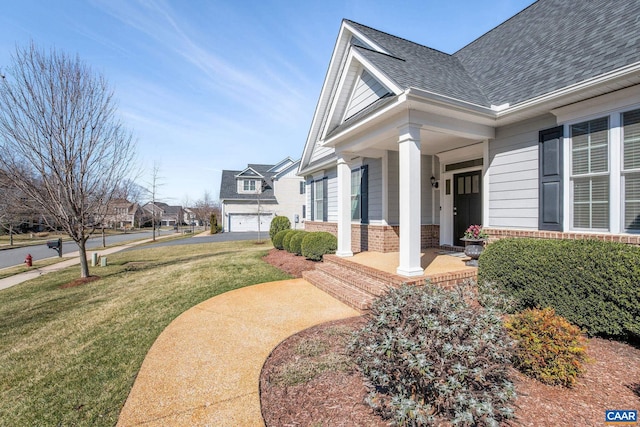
192, 191, 219, 228
0, 43, 136, 278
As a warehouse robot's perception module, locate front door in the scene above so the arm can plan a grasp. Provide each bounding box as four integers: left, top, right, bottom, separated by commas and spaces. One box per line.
453, 170, 482, 246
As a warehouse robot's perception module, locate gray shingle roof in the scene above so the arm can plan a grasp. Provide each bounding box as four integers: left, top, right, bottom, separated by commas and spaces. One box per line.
346, 0, 640, 107
455, 0, 640, 106
347, 21, 489, 106
219, 168, 276, 201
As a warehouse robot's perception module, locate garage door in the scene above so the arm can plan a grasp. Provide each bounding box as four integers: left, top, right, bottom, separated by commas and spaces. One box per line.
228, 213, 273, 232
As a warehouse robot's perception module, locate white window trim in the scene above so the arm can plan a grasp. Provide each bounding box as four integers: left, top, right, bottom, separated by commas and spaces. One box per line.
563, 103, 640, 234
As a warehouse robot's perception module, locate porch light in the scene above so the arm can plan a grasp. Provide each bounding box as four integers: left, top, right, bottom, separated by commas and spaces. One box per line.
430, 176, 439, 188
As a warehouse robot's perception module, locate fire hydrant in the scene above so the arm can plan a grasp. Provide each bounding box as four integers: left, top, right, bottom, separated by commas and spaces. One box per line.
25, 254, 32, 267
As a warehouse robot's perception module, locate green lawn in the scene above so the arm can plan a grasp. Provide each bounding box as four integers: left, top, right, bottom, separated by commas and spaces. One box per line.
0, 240, 290, 426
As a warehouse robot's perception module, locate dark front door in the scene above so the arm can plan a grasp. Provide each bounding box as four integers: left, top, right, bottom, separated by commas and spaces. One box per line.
454, 170, 482, 246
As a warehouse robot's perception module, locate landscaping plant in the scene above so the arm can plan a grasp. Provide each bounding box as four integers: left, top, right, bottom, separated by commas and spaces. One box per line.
269, 215, 291, 241
282, 230, 301, 252
350, 283, 516, 426
479, 238, 640, 340
505, 307, 588, 387
301, 232, 337, 261
288, 231, 308, 256
272, 229, 289, 250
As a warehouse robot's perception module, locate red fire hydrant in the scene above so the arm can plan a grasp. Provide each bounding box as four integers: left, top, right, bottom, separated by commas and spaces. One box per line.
25, 254, 32, 267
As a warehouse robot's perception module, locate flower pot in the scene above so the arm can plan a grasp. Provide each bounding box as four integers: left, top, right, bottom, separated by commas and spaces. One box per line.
461, 238, 485, 267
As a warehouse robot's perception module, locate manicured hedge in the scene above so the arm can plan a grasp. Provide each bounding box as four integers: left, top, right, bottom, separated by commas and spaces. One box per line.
272, 229, 289, 250
282, 230, 302, 252
301, 231, 337, 261
478, 238, 640, 339
269, 216, 291, 241
288, 231, 307, 256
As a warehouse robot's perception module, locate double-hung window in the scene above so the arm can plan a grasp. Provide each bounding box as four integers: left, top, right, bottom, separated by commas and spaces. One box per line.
571, 117, 609, 230
243, 179, 256, 192
314, 179, 324, 221
351, 168, 362, 221
623, 109, 640, 232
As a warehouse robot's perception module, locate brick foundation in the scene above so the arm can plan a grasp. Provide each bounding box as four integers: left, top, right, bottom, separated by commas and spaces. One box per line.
486, 228, 640, 245
304, 222, 440, 253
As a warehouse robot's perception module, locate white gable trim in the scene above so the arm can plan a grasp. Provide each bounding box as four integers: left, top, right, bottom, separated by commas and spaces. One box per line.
342, 21, 391, 56
235, 167, 264, 178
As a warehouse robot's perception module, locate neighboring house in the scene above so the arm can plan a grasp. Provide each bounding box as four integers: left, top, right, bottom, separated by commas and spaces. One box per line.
104, 199, 142, 229
220, 157, 305, 232
183, 208, 198, 226
141, 202, 183, 227
298, 0, 640, 277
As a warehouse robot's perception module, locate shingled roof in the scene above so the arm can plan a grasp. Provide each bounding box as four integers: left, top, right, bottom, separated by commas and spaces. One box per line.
345, 0, 640, 108
219, 168, 276, 201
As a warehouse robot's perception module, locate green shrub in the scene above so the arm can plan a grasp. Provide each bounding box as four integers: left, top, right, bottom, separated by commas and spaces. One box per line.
301, 232, 337, 261
350, 283, 516, 426
479, 238, 640, 340
288, 231, 307, 256
282, 230, 301, 252
272, 229, 289, 250
269, 216, 291, 241
505, 307, 588, 387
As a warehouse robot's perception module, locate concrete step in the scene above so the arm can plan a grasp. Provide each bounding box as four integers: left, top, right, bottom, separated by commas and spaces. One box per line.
302, 269, 376, 312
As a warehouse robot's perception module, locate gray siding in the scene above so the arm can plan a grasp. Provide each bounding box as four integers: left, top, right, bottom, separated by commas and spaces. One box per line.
344, 70, 389, 120
388, 150, 400, 224
326, 168, 338, 222
421, 155, 434, 224
489, 114, 557, 229
364, 157, 383, 221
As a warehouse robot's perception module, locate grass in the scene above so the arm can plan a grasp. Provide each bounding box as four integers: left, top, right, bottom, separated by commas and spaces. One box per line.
0, 240, 290, 426
0, 258, 63, 280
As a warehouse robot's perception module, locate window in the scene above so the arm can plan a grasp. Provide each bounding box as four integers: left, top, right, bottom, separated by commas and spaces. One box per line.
314, 179, 324, 221
243, 179, 256, 192
351, 168, 362, 220
623, 109, 640, 232
299, 181, 305, 194
571, 117, 609, 230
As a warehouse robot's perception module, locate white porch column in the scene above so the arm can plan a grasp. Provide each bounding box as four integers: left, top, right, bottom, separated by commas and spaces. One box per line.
336, 154, 353, 257
397, 125, 423, 277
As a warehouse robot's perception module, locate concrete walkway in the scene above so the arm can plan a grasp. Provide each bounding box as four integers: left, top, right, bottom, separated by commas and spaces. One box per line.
0, 234, 176, 291
117, 279, 360, 426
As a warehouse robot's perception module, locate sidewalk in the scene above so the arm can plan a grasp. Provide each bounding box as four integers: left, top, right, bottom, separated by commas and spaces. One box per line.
0, 234, 176, 291
117, 279, 360, 426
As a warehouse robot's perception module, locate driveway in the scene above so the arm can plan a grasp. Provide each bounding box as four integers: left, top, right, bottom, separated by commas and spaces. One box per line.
123, 231, 269, 251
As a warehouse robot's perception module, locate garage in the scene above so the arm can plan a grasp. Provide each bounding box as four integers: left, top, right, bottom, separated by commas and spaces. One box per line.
228, 213, 274, 232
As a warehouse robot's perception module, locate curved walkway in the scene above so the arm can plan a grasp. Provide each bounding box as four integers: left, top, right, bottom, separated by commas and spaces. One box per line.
117, 279, 360, 426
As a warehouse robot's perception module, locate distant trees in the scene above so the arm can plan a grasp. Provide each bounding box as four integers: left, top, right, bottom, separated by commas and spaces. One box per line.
191, 191, 220, 228
0, 43, 136, 278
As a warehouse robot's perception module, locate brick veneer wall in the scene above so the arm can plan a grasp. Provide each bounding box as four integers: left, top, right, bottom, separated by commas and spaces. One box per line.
304, 222, 440, 253
486, 228, 640, 245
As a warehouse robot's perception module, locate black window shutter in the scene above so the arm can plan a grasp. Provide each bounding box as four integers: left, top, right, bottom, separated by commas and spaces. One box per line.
322, 177, 328, 222
539, 126, 564, 231
361, 165, 369, 224
310, 181, 315, 221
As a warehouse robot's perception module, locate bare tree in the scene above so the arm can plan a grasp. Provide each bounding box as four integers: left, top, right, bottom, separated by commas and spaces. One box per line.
0, 43, 136, 278
191, 191, 219, 228
146, 162, 163, 242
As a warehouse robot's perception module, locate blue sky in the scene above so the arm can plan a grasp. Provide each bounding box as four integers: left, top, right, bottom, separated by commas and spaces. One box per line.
0, 0, 535, 205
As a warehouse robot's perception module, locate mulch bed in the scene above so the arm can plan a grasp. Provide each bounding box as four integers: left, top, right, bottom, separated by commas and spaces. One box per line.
260, 248, 640, 426
262, 248, 318, 278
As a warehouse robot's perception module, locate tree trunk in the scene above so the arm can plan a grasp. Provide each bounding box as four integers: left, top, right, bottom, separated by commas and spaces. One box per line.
9, 224, 13, 246
78, 241, 90, 278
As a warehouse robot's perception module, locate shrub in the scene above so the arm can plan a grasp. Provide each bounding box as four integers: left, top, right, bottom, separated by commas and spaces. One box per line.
288, 231, 307, 256
269, 216, 291, 241
350, 283, 516, 426
301, 232, 337, 261
505, 307, 588, 387
478, 238, 640, 340
282, 230, 301, 252
272, 229, 289, 250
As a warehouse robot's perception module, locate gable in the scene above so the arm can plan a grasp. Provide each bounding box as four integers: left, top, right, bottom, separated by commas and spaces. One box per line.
344, 70, 391, 122
236, 167, 263, 178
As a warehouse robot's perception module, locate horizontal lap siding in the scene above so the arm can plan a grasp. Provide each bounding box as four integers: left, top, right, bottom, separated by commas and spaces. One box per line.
327, 168, 338, 222
364, 158, 383, 222
489, 114, 557, 229
344, 70, 389, 120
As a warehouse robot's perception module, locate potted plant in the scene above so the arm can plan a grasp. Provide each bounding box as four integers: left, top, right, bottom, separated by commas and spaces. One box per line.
461, 225, 488, 266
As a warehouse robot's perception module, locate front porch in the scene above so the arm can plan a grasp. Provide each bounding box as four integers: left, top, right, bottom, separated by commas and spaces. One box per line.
302, 248, 478, 312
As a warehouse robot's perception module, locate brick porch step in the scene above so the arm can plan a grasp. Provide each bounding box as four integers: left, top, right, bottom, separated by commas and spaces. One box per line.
302, 269, 376, 312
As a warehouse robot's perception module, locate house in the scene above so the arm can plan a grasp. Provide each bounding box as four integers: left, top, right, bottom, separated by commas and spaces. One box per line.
104, 199, 142, 229
220, 157, 305, 232
141, 202, 183, 227
298, 0, 640, 277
